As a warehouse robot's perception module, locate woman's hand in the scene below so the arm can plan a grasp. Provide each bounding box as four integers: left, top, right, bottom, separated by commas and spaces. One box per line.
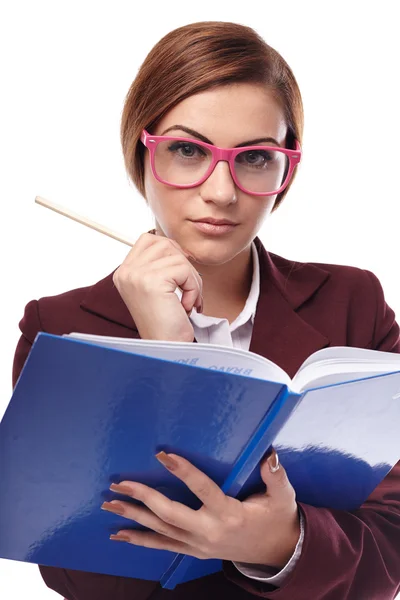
101, 449, 300, 568
113, 232, 203, 342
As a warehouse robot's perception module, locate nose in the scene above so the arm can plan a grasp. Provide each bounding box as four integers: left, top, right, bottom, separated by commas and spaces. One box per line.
199, 160, 238, 206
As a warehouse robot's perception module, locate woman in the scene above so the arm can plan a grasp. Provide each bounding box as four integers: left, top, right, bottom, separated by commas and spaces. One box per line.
13, 21, 400, 600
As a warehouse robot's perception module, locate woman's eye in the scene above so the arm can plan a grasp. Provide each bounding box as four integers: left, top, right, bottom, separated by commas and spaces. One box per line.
168, 142, 205, 158
239, 150, 273, 166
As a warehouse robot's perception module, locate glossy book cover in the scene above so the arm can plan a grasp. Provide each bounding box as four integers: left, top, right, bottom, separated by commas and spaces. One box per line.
1, 333, 400, 588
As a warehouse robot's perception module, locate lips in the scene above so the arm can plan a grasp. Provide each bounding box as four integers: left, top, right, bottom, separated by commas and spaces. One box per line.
192, 218, 238, 226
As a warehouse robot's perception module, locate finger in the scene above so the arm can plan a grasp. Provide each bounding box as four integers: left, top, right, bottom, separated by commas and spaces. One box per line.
131, 234, 192, 266
123, 239, 202, 309
118, 235, 203, 309
166, 262, 202, 311
141, 237, 188, 262
110, 481, 200, 533
101, 500, 191, 544
155, 238, 203, 293
110, 529, 206, 558
141, 244, 203, 300
260, 449, 296, 503
181, 277, 203, 313
126, 231, 164, 260
141, 255, 201, 311
157, 239, 203, 297
156, 453, 227, 515
113, 233, 162, 286
121, 233, 197, 274
123, 235, 184, 268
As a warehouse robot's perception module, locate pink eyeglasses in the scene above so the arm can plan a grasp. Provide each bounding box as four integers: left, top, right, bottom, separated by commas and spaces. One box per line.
140, 129, 301, 196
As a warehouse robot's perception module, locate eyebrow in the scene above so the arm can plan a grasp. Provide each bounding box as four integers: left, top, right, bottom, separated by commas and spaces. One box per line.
160, 125, 281, 147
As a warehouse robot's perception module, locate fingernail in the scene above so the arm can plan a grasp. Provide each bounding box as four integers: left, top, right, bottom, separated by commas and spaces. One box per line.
110, 533, 131, 543
101, 501, 125, 516
109, 483, 132, 495
196, 297, 203, 313
155, 451, 179, 471
267, 449, 280, 473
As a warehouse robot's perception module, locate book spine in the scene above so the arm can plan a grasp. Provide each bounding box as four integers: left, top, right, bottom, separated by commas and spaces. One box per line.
160, 384, 298, 589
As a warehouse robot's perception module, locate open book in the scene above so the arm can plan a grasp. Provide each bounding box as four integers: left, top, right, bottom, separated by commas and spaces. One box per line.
67, 331, 400, 392
1, 332, 400, 589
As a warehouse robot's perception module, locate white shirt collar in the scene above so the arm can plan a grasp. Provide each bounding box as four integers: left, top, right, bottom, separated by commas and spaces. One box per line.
190, 241, 260, 331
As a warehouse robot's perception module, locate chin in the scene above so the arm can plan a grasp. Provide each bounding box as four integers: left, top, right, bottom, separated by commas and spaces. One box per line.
192, 246, 242, 266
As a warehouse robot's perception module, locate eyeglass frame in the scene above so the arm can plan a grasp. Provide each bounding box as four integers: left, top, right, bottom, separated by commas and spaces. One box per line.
140, 129, 302, 197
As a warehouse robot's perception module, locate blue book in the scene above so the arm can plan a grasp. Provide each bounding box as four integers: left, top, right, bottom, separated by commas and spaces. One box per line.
1, 332, 400, 589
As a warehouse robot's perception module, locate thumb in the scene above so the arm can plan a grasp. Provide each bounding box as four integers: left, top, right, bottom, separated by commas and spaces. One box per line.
260, 448, 293, 500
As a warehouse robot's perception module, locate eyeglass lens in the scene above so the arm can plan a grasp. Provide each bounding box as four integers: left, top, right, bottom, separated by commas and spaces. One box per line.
153, 140, 289, 194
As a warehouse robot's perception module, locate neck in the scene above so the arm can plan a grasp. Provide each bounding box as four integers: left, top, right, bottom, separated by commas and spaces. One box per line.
194, 245, 253, 321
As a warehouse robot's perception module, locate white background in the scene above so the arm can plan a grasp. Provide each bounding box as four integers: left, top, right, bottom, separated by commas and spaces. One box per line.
1, 1, 399, 598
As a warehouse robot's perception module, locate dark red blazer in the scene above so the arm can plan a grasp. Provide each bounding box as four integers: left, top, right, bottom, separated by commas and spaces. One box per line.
12, 237, 400, 600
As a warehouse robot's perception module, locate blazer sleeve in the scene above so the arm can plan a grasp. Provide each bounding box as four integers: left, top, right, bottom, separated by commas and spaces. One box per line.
223, 270, 400, 599
12, 300, 160, 600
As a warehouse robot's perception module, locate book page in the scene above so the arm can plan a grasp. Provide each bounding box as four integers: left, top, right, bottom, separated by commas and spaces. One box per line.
292, 346, 400, 392
64, 333, 291, 385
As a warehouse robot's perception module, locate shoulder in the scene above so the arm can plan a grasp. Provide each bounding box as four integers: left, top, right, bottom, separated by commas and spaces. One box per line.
18, 270, 121, 342
264, 245, 382, 308
255, 238, 378, 303
269, 250, 377, 287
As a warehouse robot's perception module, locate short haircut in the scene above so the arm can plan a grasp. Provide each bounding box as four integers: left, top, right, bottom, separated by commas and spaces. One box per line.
121, 21, 304, 211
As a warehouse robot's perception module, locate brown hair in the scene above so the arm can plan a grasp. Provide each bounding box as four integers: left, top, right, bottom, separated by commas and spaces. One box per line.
120, 21, 303, 211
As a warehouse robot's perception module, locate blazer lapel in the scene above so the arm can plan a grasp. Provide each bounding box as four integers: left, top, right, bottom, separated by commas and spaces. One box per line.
250, 238, 330, 378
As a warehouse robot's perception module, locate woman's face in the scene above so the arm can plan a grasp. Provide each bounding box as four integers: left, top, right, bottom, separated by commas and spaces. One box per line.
144, 83, 287, 264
